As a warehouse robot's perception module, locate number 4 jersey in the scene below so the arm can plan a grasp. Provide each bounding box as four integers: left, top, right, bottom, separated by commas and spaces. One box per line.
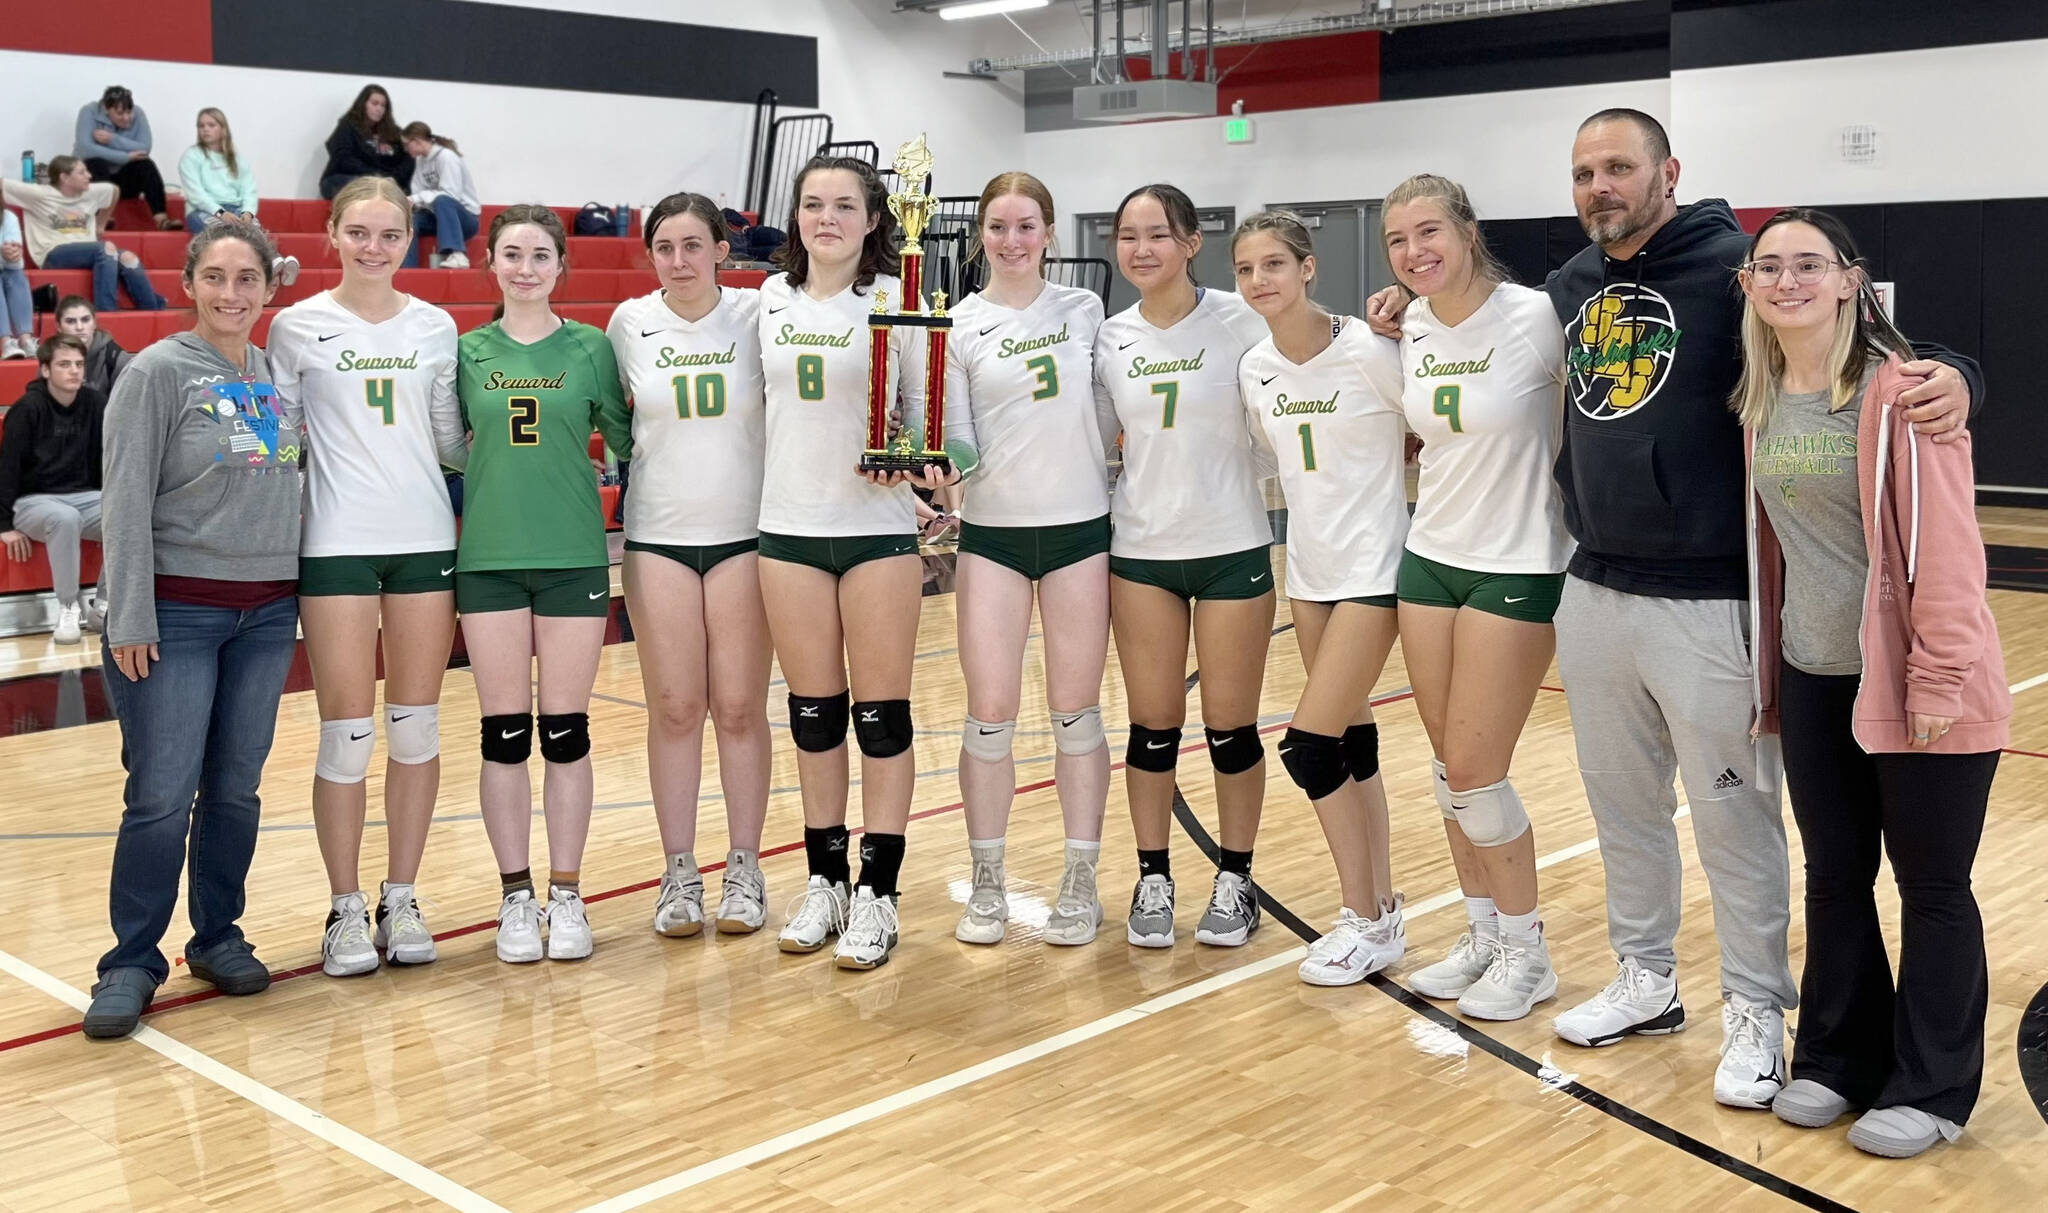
267, 291, 466, 558
1240, 320, 1408, 601
1400, 283, 1572, 575
456, 319, 631, 571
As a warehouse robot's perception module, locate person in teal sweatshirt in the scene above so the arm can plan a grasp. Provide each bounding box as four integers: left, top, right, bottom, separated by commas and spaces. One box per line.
177, 107, 260, 234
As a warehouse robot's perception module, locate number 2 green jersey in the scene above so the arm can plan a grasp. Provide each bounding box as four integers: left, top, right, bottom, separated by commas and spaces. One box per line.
456, 319, 632, 572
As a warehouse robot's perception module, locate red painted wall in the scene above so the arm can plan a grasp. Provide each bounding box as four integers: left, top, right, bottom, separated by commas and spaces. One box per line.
1116, 30, 1380, 116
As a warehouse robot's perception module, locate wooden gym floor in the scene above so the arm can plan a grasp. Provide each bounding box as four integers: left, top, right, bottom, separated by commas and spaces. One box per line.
0, 507, 2044, 1212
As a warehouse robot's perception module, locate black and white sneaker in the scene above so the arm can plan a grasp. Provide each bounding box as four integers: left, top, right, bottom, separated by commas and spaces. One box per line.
1193, 870, 1260, 947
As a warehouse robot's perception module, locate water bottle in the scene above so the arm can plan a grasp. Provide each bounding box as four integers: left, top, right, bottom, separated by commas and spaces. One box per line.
20, 151, 34, 183
614, 201, 630, 238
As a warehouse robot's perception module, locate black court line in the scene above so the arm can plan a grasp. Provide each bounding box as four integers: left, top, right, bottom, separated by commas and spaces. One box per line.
2022, 980, 2048, 1128
1176, 636, 1856, 1213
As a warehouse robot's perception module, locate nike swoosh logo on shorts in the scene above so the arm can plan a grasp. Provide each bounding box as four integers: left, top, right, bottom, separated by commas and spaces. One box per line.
587, 590, 605, 599
1250, 572, 1267, 583
1504, 595, 1528, 603
439, 566, 455, 576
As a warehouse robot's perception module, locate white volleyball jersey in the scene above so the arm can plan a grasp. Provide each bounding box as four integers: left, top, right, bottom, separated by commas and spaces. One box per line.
757, 272, 926, 537
943, 283, 1109, 527
1241, 320, 1409, 601
1401, 283, 1572, 574
1093, 289, 1271, 560
606, 288, 766, 545
267, 292, 464, 557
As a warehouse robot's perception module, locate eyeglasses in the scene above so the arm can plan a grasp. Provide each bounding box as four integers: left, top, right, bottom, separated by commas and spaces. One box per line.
1740, 256, 1847, 286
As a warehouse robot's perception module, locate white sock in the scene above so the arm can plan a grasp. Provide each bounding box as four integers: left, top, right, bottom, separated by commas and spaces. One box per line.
969, 837, 1006, 859
727, 847, 759, 870
1063, 838, 1101, 864
1464, 896, 1496, 931
379, 881, 414, 908
1497, 907, 1542, 945
666, 852, 698, 881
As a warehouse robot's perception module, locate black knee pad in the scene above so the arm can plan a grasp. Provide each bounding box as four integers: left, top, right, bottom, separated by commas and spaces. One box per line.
538, 712, 591, 763
1341, 722, 1380, 782
480, 713, 533, 764
1126, 724, 1184, 773
1278, 727, 1349, 799
788, 692, 849, 753
1204, 724, 1264, 775
852, 698, 913, 758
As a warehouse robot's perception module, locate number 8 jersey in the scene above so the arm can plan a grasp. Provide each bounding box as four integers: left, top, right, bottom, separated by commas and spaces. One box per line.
1093, 289, 1271, 560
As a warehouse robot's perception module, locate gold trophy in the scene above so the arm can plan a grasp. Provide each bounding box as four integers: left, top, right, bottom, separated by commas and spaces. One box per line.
862, 134, 952, 475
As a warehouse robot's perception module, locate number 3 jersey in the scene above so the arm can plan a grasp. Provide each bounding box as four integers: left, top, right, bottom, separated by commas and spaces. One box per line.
1400, 283, 1572, 575
455, 319, 632, 572
943, 282, 1108, 528
606, 287, 766, 546
1093, 289, 1271, 560
1240, 321, 1409, 601
267, 292, 466, 558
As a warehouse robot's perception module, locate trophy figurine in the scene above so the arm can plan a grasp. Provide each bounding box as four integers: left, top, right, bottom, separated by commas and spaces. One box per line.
862, 134, 952, 476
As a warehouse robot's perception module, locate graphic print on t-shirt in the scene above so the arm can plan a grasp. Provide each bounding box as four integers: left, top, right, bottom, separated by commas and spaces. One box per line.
198, 379, 298, 470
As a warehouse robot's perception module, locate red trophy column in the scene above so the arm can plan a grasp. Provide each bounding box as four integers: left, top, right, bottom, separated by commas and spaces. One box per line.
866, 321, 891, 452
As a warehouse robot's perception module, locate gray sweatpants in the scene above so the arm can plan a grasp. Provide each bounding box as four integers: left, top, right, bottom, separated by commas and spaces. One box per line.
13, 491, 103, 606
1554, 574, 1798, 1010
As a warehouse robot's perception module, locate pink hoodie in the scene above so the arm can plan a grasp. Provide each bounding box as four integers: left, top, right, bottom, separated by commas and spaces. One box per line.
1748, 355, 2010, 754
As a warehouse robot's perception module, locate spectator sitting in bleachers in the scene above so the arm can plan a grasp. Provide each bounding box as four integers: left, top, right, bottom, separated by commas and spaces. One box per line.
320, 84, 412, 199
178, 107, 259, 233
54, 297, 134, 397
1, 209, 32, 359
0, 158, 165, 312
75, 86, 178, 231
400, 122, 480, 268
1, 333, 106, 644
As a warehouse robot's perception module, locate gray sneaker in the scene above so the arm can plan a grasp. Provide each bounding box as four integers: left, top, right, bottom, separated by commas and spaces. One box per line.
1455, 928, 1558, 1021
1847, 1106, 1961, 1158
1194, 870, 1260, 947
1125, 874, 1176, 948
1773, 1079, 1852, 1128
1044, 852, 1103, 946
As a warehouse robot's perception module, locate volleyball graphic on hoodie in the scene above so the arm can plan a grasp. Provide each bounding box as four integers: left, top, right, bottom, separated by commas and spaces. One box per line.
1565, 282, 1681, 421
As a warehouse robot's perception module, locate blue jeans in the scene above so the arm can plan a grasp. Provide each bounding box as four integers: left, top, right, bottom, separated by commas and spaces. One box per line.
41, 240, 166, 312
0, 261, 30, 337
98, 597, 299, 982
405, 197, 480, 266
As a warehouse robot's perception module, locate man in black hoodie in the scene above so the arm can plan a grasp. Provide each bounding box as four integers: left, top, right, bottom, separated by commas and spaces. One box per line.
1370, 108, 1978, 1110
0, 334, 106, 644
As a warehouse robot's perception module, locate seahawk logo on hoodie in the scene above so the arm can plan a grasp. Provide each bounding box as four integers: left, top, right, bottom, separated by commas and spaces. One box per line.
1566, 285, 1682, 421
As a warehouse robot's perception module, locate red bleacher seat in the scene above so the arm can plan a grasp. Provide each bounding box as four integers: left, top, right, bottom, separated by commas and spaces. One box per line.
0, 539, 102, 595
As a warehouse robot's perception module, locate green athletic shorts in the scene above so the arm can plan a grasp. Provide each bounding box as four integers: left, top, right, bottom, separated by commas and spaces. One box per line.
959, 515, 1110, 581
298, 550, 457, 597
1110, 545, 1274, 602
757, 531, 917, 577
1396, 549, 1563, 624
624, 538, 759, 576
455, 566, 612, 617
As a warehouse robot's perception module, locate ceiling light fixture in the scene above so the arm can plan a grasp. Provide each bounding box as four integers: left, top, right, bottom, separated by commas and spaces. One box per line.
940, 0, 1051, 19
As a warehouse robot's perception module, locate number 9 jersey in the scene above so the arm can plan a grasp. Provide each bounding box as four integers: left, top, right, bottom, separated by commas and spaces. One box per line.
455, 319, 633, 572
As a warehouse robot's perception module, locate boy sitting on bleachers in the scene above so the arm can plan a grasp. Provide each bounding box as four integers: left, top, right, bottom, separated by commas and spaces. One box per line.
0, 334, 106, 643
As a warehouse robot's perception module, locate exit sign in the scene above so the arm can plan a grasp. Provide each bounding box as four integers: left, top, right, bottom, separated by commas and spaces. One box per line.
1224, 117, 1256, 144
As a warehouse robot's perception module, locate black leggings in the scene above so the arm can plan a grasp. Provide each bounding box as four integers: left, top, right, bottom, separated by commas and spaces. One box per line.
1777, 661, 1999, 1124
87, 157, 167, 217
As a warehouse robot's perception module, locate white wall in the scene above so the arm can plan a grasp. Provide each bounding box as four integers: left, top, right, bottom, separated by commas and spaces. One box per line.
1670, 38, 2048, 207
1021, 78, 1670, 236
0, 0, 1029, 210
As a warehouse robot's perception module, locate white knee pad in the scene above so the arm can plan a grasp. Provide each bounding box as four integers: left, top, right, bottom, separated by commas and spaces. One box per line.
385, 703, 440, 765
1432, 758, 1456, 822
1449, 778, 1530, 848
1050, 705, 1105, 756
316, 717, 376, 784
961, 714, 1016, 762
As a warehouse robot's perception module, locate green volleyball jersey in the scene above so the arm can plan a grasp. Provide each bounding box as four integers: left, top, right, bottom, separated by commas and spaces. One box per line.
456, 319, 632, 572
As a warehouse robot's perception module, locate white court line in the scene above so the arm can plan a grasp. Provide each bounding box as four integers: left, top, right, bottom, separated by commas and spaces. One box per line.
573, 806, 1696, 1213
0, 949, 509, 1213
2011, 671, 2048, 697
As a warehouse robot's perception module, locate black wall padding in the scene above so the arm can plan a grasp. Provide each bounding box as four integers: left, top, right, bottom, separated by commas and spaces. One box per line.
1975, 198, 2048, 490
1672, 0, 2048, 71
211, 0, 818, 106
1378, 0, 1670, 100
